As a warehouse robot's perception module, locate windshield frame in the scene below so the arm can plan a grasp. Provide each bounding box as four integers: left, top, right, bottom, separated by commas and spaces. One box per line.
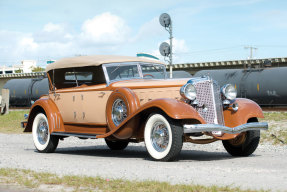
102, 62, 167, 86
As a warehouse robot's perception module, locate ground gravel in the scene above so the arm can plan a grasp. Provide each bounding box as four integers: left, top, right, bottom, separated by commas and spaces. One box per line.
0, 133, 286, 191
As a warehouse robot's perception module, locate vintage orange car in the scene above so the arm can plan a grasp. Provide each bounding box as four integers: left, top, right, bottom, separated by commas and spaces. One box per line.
22, 55, 268, 161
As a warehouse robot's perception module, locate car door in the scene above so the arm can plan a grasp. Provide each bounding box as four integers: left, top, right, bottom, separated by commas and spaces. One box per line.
80, 87, 111, 124
51, 66, 111, 125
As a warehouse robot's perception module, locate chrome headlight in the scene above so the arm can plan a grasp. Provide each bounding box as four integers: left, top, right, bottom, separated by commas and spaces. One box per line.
221, 84, 237, 100
180, 83, 196, 100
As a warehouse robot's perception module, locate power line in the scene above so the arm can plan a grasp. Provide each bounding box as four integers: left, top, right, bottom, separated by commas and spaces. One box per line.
255, 45, 287, 48
173, 46, 242, 55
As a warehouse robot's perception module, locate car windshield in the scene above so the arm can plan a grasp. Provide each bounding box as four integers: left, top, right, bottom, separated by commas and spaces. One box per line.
104, 62, 166, 83
105, 64, 140, 81
140, 63, 166, 79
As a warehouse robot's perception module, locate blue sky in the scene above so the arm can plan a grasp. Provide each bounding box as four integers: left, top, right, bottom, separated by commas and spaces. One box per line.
0, 0, 287, 67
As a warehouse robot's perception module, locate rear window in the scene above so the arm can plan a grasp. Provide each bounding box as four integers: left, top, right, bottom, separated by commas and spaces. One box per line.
49, 66, 106, 89
65, 71, 93, 81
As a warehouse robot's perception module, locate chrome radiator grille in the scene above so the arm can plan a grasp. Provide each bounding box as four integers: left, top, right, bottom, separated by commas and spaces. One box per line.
193, 79, 224, 125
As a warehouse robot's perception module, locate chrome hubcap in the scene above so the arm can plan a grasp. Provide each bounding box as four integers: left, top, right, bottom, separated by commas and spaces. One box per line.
112, 99, 127, 126
151, 121, 169, 152
37, 119, 48, 145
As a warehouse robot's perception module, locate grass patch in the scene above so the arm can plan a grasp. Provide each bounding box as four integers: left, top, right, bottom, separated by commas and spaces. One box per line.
262, 112, 287, 121
0, 110, 29, 134
0, 168, 267, 192
260, 112, 287, 145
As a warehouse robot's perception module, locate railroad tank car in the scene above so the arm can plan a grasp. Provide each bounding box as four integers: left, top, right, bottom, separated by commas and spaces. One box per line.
3, 78, 49, 107
194, 67, 287, 106
2, 71, 191, 107
168, 71, 192, 78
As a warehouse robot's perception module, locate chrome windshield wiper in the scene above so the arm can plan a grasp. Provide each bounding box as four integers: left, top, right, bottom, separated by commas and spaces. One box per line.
110, 63, 122, 74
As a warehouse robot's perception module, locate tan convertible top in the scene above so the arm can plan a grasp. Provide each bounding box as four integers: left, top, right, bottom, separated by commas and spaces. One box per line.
45, 55, 165, 72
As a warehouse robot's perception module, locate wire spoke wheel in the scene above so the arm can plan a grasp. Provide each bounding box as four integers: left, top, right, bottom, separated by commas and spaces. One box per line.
37, 119, 49, 145
112, 99, 127, 126
32, 113, 59, 153
144, 114, 183, 161
151, 122, 170, 152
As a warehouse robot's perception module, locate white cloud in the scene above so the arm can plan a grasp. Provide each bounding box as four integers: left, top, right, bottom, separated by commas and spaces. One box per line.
172, 38, 189, 54
80, 12, 131, 45
0, 12, 187, 66
132, 17, 164, 42
151, 38, 189, 64
33, 22, 73, 43
0, 12, 134, 66
19, 37, 39, 50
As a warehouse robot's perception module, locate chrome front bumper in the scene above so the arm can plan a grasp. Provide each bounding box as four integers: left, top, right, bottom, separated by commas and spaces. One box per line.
183, 122, 268, 134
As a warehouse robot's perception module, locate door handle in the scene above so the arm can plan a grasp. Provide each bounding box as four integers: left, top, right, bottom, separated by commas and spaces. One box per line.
53, 92, 60, 100
98, 92, 105, 98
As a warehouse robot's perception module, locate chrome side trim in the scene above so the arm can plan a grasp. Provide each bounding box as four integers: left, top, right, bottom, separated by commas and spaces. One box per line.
184, 122, 268, 134
51, 132, 98, 139
55, 114, 58, 129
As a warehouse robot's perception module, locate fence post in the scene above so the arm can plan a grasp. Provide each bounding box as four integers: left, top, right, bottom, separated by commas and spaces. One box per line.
0, 89, 9, 115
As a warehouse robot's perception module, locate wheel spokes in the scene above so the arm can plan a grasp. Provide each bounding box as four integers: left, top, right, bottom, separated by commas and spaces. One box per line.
151, 121, 169, 152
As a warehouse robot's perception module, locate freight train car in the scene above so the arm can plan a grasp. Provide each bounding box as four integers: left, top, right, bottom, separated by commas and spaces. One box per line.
194, 67, 287, 106
3, 78, 49, 107
2, 71, 191, 108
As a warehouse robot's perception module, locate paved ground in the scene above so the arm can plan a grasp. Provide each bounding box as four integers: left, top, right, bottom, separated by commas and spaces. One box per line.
0, 185, 33, 192
0, 133, 286, 191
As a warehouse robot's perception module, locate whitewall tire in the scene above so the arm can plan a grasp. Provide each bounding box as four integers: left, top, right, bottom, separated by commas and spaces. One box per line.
32, 113, 59, 153
144, 114, 183, 161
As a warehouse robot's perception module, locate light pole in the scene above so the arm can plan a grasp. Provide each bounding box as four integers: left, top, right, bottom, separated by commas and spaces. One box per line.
159, 13, 173, 78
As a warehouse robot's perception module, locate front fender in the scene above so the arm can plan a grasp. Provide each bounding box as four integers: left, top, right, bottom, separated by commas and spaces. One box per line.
224, 98, 264, 128
24, 98, 64, 133
136, 98, 205, 122
97, 98, 205, 138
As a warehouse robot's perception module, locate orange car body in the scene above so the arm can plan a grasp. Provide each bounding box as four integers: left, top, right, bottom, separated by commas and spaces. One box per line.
24, 56, 264, 140
22, 55, 268, 161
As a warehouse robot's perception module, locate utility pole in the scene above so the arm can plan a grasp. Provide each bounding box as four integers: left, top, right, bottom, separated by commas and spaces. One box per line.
244, 46, 258, 59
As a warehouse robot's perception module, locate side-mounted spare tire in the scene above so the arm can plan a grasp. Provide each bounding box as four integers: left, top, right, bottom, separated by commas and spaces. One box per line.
106, 88, 140, 139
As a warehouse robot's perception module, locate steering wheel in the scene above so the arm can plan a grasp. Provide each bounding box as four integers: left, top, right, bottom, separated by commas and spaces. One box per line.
143, 74, 154, 78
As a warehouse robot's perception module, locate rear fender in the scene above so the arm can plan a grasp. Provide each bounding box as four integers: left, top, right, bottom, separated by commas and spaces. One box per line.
24, 98, 64, 133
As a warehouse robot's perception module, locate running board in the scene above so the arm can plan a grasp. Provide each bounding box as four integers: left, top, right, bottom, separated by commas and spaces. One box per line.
51, 132, 98, 139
